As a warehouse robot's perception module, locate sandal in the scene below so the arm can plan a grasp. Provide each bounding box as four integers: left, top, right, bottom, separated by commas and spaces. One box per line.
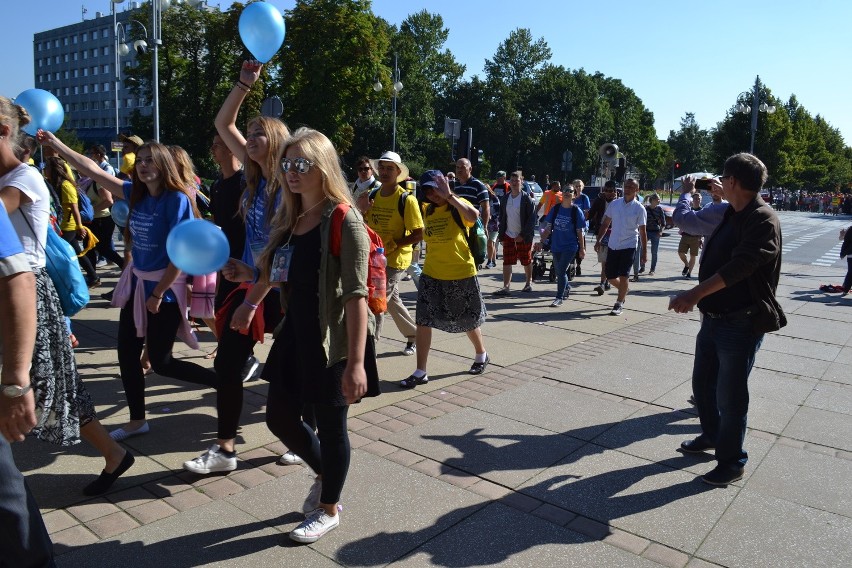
399, 374, 429, 389
69, 334, 79, 348
204, 347, 219, 360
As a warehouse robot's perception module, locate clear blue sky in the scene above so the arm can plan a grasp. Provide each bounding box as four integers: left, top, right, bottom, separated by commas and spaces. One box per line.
5, 0, 851, 146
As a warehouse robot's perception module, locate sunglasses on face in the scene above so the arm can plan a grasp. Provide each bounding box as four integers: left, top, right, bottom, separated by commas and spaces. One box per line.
281, 157, 315, 174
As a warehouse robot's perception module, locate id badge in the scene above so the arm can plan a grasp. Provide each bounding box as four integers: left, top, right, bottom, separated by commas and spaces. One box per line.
269, 245, 293, 283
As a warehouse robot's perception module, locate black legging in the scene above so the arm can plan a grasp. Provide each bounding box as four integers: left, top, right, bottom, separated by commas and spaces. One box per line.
266, 382, 350, 505
843, 257, 852, 292
117, 285, 218, 421
85, 216, 124, 269
213, 287, 281, 440
61, 230, 97, 282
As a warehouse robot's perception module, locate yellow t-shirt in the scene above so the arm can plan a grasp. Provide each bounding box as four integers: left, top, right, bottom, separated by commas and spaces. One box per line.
422, 204, 476, 281
59, 179, 79, 232
120, 152, 136, 176
366, 185, 424, 270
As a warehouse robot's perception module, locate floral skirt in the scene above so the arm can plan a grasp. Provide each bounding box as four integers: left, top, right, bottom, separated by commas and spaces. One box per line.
30, 268, 95, 446
416, 274, 486, 333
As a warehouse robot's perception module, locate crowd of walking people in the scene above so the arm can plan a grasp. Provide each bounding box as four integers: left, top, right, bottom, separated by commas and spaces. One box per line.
2, 59, 851, 562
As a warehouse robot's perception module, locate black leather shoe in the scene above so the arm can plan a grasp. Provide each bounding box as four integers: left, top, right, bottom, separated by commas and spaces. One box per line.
468, 355, 491, 375
680, 436, 715, 454
702, 465, 744, 486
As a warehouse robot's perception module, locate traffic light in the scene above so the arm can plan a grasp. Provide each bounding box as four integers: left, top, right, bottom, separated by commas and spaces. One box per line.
674, 162, 682, 171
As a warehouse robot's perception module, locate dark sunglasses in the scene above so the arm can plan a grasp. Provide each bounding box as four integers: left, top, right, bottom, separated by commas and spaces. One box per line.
281, 157, 315, 174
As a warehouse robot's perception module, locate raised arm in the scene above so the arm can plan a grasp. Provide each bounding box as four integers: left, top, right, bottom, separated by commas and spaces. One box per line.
37, 130, 124, 196
215, 60, 262, 158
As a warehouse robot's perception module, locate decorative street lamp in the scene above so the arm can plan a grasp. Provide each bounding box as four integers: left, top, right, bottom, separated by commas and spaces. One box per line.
737, 75, 776, 154
372, 54, 403, 152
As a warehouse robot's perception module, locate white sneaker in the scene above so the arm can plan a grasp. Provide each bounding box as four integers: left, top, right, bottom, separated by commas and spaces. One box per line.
183, 444, 237, 474
610, 301, 624, 316
279, 450, 304, 465
302, 476, 323, 514
550, 298, 563, 307
402, 342, 416, 356
240, 355, 260, 383
290, 508, 340, 543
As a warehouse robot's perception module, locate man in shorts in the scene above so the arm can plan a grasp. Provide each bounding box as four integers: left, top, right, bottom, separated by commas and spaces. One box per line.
591, 180, 618, 295
678, 193, 703, 279
494, 171, 536, 295
593, 178, 647, 315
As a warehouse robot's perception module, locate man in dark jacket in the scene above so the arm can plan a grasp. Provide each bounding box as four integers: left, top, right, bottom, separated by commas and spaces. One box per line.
494, 171, 536, 295
669, 153, 785, 487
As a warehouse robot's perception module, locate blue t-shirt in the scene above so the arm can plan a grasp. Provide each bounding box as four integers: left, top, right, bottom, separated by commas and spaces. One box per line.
124, 181, 193, 301
241, 178, 281, 267
545, 203, 584, 253
574, 193, 591, 229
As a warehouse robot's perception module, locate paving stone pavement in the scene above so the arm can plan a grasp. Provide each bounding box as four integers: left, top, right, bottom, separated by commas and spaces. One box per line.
11, 245, 852, 568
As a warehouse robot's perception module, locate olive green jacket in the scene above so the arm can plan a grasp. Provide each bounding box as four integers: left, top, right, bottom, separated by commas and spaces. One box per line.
277, 201, 374, 367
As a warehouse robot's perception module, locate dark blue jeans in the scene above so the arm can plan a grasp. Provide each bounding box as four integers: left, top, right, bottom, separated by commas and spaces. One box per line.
646, 231, 661, 272
692, 315, 763, 469
552, 248, 577, 299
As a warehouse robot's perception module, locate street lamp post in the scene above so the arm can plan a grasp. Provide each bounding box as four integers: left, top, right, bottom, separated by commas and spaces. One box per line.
737, 75, 776, 154
372, 53, 403, 152
112, 0, 124, 165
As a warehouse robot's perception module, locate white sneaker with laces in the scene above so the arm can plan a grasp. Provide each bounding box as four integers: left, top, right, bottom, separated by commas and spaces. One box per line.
279, 450, 304, 465
183, 444, 237, 474
402, 342, 416, 356
550, 298, 563, 307
290, 508, 339, 543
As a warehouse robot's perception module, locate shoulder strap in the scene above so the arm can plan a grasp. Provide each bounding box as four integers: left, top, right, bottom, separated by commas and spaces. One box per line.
449, 207, 469, 236
330, 203, 351, 257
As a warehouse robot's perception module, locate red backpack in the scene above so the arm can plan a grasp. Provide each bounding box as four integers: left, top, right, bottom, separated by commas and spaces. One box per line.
329, 203, 386, 315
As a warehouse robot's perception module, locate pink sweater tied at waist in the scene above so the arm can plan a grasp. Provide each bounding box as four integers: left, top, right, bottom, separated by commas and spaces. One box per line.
111, 260, 199, 350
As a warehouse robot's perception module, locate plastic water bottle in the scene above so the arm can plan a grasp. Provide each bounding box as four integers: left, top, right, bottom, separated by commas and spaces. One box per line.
368, 247, 388, 314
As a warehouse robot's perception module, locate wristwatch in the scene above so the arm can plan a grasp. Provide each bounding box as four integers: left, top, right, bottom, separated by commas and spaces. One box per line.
1, 384, 33, 398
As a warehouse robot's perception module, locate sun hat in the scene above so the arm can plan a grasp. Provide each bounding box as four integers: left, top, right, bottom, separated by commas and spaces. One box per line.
372, 150, 409, 183
119, 133, 144, 148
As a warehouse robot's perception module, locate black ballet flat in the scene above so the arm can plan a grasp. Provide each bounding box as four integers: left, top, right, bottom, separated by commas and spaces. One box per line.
83, 451, 136, 496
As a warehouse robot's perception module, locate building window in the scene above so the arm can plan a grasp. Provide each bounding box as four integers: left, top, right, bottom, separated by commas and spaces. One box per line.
73, 86, 79, 95
64, 87, 69, 95
92, 66, 98, 75
54, 72, 60, 80
64, 104, 70, 112
92, 101, 99, 110
84, 119, 91, 128
82, 32, 88, 42
54, 55, 59, 64
91, 48, 98, 58
54, 39, 59, 48
82, 102, 89, 111
102, 64, 109, 74
71, 103, 78, 111
64, 54, 69, 62
63, 37, 69, 46
83, 50, 87, 60
126, 98, 133, 108
73, 69, 78, 78
103, 46, 110, 56
37, 42, 42, 52
73, 52, 78, 61
94, 84, 100, 93
83, 85, 89, 94
116, 100, 121, 109
37, 59, 42, 68
104, 100, 111, 110
64, 71, 69, 79
93, 30, 99, 40
103, 82, 110, 91
83, 68, 88, 77
73, 35, 78, 44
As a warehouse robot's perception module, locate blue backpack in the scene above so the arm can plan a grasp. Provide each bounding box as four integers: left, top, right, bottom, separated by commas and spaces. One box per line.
76, 178, 96, 223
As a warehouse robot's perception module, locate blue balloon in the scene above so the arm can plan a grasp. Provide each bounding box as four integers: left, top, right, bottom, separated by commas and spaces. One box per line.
15, 89, 64, 135
238, 2, 286, 63
111, 200, 130, 227
166, 219, 230, 276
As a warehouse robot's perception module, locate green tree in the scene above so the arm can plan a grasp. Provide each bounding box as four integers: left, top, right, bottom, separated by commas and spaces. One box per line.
667, 113, 713, 173
276, 0, 390, 155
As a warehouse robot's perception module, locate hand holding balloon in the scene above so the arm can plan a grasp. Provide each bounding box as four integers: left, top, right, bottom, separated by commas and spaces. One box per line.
240, 60, 263, 88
